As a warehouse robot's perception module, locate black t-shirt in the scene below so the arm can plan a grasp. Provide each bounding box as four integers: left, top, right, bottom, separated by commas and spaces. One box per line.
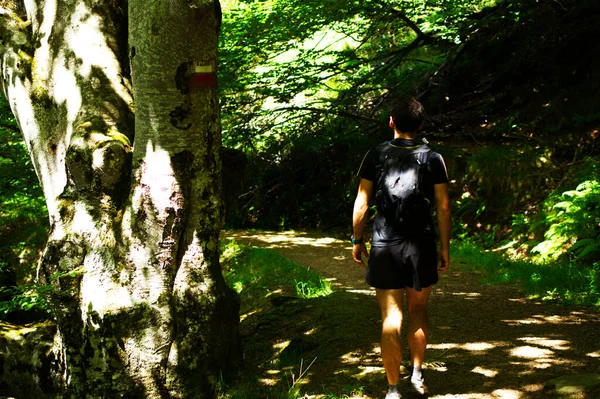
358, 138, 449, 247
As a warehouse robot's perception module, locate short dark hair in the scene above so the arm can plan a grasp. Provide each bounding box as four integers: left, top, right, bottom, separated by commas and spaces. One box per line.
389, 97, 425, 133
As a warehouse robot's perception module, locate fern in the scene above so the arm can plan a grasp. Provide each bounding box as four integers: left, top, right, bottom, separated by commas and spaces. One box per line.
532, 179, 600, 262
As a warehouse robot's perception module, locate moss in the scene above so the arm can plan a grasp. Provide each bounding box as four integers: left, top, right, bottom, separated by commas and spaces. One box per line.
0, 321, 57, 397
30, 88, 55, 110
17, 49, 33, 79
156, 292, 171, 308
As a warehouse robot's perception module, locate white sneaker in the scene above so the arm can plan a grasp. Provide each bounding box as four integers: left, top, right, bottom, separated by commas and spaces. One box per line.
410, 375, 429, 396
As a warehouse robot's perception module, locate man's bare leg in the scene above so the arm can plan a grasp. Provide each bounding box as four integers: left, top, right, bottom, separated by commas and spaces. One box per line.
376, 288, 404, 385
406, 286, 432, 394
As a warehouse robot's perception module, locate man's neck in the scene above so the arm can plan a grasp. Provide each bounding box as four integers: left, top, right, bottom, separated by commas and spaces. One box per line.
393, 130, 417, 140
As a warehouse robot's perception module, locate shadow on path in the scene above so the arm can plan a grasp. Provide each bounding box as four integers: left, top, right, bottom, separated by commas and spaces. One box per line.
223, 230, 600, 399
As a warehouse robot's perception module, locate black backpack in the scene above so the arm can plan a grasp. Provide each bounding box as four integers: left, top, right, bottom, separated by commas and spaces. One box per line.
374, 142, 431, 234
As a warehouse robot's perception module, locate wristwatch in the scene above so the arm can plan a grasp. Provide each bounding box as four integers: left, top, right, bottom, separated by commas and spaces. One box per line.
351, 235, 364, 245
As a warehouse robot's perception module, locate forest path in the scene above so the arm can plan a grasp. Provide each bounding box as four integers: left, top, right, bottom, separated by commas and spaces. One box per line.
224, 231, 600, 399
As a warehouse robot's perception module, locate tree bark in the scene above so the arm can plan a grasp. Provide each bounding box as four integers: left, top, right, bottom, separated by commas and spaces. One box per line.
0, 0, 240, 397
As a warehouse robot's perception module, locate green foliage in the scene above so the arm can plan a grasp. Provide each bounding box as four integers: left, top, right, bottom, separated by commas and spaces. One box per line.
453, 241, 600, 306
452, 144, 560, 243
219, 0, 497, 155
0, 95, 48, 321
0, 284, 51, 316
532, 175, 600, 262
221, 239, 333, 306
0, 267, 85, 321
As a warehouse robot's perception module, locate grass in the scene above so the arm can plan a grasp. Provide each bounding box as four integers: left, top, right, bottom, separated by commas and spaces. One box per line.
219, 239, 339, 399
221, 239, 332, 308
219, 240, 381, 399
452, 240, 600, 306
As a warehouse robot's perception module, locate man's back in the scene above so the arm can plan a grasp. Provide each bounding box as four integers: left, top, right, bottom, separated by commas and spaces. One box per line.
358, 138, 448, 246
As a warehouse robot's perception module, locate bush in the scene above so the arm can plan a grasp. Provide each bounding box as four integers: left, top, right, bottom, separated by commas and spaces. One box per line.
532, 177, 600, 263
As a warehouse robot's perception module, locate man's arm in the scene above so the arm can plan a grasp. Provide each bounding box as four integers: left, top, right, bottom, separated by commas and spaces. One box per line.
352, 178, 373, 266
434, 182, 451, 273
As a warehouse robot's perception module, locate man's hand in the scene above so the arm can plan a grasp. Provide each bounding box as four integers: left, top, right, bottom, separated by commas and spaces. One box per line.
437, 249, 449, 273
353, 243, 369, 267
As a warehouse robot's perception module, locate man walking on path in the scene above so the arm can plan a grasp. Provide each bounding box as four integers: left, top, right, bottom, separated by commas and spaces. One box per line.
351, 98, 451, 398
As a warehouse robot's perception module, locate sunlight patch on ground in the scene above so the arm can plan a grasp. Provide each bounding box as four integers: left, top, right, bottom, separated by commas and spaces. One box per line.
425, 362, 448, 372
371, 343, 381, 355
347, 289, 376, 296
521, 383, 544, 392
517, 337, 570, 350
451, 292, 482, 297
240, 309, 259, 322
490, 389, 523, 399
471, 366, 499, 378
502, 312, 589, 326
259, 377, 278, 386
510, 345, 553, 359
339, 350, 381, 368
586, 350, 600, 358
340, 351, 364, 365
227, 231, 347, 249
429, 342, 500, 352
514, 354, 577, 372
464, 342, 495, 351
273, 340, 291, 355
430, 394, 511, 399
266, 369, 281, 375
431, 395, 491, 398
348, 365, 385, 380
507, 298, 534, 303
431, 390, 523, 399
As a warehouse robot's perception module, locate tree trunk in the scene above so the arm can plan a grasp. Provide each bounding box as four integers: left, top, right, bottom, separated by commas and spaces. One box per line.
0, 0, 240, 397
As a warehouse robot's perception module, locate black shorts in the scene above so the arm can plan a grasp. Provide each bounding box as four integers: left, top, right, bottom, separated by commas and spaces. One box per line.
366, 238, 438, 291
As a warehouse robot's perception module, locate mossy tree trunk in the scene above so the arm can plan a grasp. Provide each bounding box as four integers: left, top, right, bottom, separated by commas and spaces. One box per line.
0, 0, 240, 397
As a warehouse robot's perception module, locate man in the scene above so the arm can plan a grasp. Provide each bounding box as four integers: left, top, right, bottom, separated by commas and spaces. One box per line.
351, 97, 451, 399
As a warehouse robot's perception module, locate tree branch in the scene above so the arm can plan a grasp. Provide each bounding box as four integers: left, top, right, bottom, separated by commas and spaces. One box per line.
0, 6, 32, 96
0, 2, 29, 36
0, 0, 26, 19
371, 0, 431, 42
272, 105, 379, 123
0, 4, 32, 56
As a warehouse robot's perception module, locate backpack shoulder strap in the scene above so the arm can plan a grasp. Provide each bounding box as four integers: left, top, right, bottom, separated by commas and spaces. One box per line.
414, 146, 431, 194
411, 144, 431, 155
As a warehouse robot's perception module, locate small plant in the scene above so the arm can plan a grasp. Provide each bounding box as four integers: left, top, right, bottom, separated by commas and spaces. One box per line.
295, 277, 332, 299
532, 179, 600, 262
286, 357, 317, 399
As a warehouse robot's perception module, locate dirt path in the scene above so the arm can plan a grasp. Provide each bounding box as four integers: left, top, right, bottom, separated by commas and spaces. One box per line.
224, 231, 600, 399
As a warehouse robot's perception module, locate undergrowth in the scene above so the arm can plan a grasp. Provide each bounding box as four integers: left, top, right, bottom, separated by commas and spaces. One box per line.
219, 240, 343, 399
221, 240, 333, 307
453, 240, 600, 306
